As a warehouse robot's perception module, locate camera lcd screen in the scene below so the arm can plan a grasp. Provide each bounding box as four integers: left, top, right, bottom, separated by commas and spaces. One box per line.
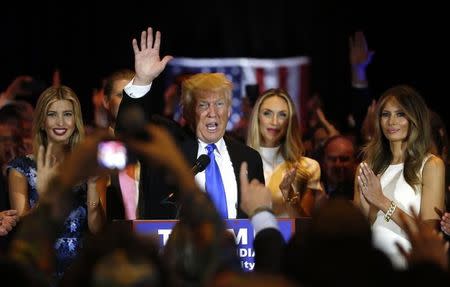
97, 140, 127, 170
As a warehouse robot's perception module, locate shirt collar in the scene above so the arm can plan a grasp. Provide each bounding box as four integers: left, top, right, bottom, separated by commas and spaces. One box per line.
198, 137, 226, 155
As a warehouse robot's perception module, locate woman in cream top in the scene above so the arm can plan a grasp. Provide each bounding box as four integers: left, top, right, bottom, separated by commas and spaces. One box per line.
247, 89, 323, 217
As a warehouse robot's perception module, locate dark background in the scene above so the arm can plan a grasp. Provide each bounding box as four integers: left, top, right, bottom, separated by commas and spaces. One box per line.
1, 1, 448, 130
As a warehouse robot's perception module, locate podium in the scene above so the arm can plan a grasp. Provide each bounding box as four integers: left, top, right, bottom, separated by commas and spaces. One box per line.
116, 218, 299, 272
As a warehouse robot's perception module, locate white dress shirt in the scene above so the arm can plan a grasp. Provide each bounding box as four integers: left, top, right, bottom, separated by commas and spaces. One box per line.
195, 138, 238, 219
124, 79, 151, 98
124, 80, 239, 218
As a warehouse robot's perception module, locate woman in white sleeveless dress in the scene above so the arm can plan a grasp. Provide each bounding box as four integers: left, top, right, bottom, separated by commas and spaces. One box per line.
354, 85, 445, 269
247, 89, 323, 218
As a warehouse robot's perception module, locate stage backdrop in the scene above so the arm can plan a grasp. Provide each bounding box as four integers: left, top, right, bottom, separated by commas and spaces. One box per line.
164, 57, 310, 131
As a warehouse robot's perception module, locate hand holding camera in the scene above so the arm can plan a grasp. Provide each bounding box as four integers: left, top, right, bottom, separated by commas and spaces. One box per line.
97, 140, 129, 170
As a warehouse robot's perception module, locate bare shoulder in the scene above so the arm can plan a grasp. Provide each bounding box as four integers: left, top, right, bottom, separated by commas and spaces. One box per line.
422, 154, 445, 182
423, 154, 444, 171
9, 168, 27, 179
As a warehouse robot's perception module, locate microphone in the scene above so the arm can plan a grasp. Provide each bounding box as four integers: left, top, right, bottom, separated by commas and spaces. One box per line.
192, 154, 210, 175
161, 155, 210, 206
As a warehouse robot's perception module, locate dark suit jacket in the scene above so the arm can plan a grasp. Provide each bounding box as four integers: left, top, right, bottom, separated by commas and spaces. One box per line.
108, 89, 265, 220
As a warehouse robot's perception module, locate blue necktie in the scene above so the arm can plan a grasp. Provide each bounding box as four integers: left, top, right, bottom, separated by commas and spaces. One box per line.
205, 144, 228, 218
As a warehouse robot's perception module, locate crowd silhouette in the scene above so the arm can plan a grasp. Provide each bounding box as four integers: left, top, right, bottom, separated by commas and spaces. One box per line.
0, 27, 449, 286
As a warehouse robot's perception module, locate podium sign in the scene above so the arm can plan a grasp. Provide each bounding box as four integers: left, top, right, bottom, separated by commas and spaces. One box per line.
132, 218, 295, 271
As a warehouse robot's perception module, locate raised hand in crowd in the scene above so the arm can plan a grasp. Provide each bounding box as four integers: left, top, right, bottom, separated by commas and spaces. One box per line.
396, 207, 449, 271
0, 75, 34, 108
239, 161, 284, 274
132, 27, 173, 85
57, 131, 113, 191
36, 143, 60, 198
315, 107, 340, 138
349, 30, 374, 87
124, 124, 197, 194
239, 162, 272, 217
347, 30, 375, 141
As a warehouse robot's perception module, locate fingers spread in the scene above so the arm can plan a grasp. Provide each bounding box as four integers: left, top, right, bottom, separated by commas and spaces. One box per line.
132, 38, 139, 54
140, 30, 147, 50
147, 27, 153, 48
153, 30, 161, 50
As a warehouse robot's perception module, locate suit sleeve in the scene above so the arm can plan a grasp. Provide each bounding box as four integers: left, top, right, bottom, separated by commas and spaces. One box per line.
116, 88, 160, 135
248, 148, 265, 185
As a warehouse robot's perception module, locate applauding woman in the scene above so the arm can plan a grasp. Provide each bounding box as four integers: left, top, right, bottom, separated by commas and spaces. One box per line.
354, 85, 445, 269
247, 88, 323, 217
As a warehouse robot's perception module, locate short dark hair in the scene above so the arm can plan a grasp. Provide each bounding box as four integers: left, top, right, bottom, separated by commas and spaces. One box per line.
103, 69, 135, 100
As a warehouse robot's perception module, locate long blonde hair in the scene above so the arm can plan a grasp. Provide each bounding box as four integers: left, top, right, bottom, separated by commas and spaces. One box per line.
32, 85, 85, 159
363, 85, 431, 188
247, 88, 305, 164
247, 89, 310, 191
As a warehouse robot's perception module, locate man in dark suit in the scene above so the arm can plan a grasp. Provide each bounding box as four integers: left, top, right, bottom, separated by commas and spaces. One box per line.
115, 27, 264, 219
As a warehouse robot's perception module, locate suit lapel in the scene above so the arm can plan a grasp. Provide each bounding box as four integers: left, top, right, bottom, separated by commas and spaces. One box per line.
224, 136, 244, 217
224, 136, 242, 184
181, 134, 199, 166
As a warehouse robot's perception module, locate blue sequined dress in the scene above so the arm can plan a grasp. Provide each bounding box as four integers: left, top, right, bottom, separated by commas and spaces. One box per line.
7, 156, 88, 281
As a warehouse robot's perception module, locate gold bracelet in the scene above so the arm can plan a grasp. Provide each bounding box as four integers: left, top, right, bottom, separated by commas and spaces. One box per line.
384, 201, 397, 222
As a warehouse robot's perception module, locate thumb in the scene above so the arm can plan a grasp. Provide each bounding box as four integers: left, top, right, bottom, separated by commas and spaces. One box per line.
161, 55, 174, 67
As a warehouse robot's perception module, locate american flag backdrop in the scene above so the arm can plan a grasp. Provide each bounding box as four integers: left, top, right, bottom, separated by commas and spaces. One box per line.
164, 57, 311, 130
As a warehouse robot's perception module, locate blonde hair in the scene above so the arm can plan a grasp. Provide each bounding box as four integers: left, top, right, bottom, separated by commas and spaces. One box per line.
247, 88, 305, 163
247, 89, 310, 191
32, 85, 85, 159
363, 85, 431, 188
181, 73, 233, 128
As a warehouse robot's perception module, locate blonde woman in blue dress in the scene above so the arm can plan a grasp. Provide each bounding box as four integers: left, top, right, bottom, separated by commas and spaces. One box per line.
247, 88, 323, 217
354, 85, 445, 269
8, 85, 105, 283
